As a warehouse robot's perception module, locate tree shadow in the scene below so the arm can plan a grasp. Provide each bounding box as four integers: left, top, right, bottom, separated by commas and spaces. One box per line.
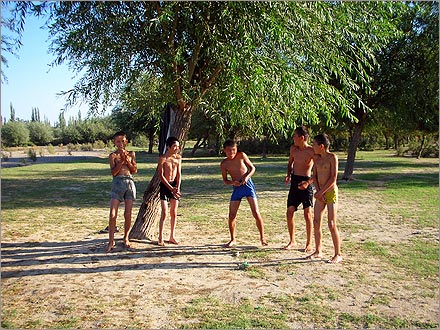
1, 239, 306, 279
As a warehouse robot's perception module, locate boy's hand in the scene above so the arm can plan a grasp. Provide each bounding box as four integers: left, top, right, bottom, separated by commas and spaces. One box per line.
172, 187, 181, 199
285, 175, 291, 185
298, 181, 309, 190
314, 191, 325, 202
232, 180, 242, 187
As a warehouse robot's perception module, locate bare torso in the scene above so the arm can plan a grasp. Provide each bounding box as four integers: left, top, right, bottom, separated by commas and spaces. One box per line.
221, 152, 250, 182
159, 154, 181, 182
109, 150, 136, 177
289, 145, 315, 177
314, 152, 338, 192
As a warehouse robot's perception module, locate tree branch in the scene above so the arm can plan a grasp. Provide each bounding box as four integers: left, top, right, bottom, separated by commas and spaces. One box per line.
201, 65, 223, 97
188, 40, 203, 82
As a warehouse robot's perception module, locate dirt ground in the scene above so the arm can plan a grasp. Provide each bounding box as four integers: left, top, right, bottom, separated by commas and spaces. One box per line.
1, 151, 438, 328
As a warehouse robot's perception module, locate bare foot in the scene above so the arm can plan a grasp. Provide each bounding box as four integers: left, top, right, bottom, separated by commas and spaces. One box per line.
303, 245, 313, 253
328, 255, 343, 264
283, 241, 296, 250
157, 241, 165, 246
168, 238, 179, 245
305, 252, 323, 260
105, 242, 116, 253
223, 240, 236, 248
261, 239, 268, 246
123, 240, 131, 248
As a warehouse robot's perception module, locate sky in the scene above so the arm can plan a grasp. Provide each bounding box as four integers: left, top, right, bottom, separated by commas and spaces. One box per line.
1, 14, 100, 125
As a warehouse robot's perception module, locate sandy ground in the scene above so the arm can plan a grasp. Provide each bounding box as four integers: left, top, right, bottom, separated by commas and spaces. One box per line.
1, 151, 438, 328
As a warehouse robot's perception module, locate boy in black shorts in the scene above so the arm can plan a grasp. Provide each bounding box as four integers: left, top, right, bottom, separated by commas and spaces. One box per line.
158, 137, 182, 246
284, 126, 315, 252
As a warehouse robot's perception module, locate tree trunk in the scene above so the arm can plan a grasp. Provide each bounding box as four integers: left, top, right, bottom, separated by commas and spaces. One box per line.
129, 104, 192, 240
384, 132, 390, 150
393, 134, 399, 150
343, 114, 366, 181
128, 174, 162, 240
191, 136, 207, 157
261, 136, 268, 158
148, 128, 155, 154
417, 135, 426, 159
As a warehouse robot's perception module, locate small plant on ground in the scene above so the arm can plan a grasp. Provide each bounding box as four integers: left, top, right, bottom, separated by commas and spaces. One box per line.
27, 148, 37, 162
47, 144, 56, 154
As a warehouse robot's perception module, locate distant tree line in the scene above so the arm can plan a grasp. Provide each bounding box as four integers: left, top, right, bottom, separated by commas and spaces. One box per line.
1, 104, 115, 148
1, 100, 437, 160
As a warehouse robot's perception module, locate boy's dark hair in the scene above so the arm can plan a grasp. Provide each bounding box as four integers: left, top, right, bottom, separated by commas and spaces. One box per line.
294, 126, 309, 138
166, 136, 179, 148
314, 134, 330, 149
223, 139, 237, 149
113, 131, 127, 140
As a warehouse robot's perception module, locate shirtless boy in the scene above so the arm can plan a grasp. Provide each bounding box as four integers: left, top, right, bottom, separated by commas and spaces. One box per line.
158, 136, 182, 246
307, 133, 342, 263
220, 140, 267, 247
106, 131, 137, 253
284, 126, 315, 252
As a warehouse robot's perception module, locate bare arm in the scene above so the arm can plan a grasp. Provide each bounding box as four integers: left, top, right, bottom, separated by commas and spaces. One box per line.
110, 153, 124, 177
315, 154, 338, 201
126, 151, 137, 174
158, 156, 172, 190
312, 162, 319, 191
320, 154, 338, 194
175, 156, 182, 190
220, 161, 233, 186
285, 146, 294, 184
241, 152, 255, 183
159, 155, 182, 198
297, 152, 315, 190
110, 151, 137, 176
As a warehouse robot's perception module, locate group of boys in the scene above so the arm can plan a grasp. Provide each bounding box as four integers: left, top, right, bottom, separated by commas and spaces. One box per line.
105, 127, 342, 264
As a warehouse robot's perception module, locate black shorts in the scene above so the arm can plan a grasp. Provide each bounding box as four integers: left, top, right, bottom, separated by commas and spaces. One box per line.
160, 180, 178, 201
287, 175, 314, 210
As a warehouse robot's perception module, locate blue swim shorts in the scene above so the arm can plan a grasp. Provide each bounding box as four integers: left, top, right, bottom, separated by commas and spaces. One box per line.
230, 178, 257, 201
111, 175, 136, 202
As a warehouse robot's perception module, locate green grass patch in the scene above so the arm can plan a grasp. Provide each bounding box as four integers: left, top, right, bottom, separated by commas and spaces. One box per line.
179, 297, 287, 329
337, 312, 438, 329
390, 239, 438, 278
357, 239, 438, 279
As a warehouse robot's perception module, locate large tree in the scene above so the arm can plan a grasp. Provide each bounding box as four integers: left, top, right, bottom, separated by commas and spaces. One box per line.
8, 1, 403, 239
374, 2, 439, 152
340, 1, 438, 179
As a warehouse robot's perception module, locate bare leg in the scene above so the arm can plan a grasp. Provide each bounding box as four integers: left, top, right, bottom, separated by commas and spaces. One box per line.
284, 206, 296, 249
247, 197, 267, 246
327, 203, 342, 263
303, 207, 313, 252
306, 200, 325, 259
224, 201, 240, 247
168, 198, 179, 244
123, 199, 133, 248
106, 199, 119, 253
158, 200, 167, 246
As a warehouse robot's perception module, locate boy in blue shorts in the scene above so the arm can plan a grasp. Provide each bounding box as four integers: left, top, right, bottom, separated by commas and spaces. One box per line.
220, 140, 268, 247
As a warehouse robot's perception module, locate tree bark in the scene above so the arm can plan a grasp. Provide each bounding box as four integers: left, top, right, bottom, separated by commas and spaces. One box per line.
129, 104, 192, 240
191, 136, 206, 157
343, 112, 367, 181
417, 135, 426, 159
148, 128, 155, 154
128, 174, 162, 240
